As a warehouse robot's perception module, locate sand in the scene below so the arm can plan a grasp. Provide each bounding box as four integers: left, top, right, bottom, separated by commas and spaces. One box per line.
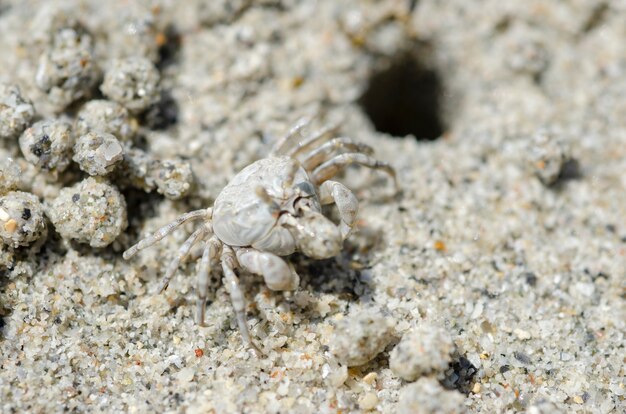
0, 1, 624, 413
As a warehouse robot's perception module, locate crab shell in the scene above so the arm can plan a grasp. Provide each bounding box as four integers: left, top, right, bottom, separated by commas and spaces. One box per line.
212, 156, 320, 256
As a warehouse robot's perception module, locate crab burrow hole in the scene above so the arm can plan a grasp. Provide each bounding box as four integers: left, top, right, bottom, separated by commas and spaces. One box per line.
359, 51, 445, 140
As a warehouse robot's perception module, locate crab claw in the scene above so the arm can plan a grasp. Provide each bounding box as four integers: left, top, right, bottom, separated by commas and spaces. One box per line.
285, 210, 342, 259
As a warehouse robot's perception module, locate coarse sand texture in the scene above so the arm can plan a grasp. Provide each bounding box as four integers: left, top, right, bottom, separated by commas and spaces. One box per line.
0, 1, 624, 413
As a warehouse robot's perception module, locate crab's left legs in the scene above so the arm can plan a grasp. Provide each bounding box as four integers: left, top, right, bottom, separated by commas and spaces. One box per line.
319, 180, 359, 239
311, 153, 398, 190
236, 248, 300, 291
158, 225, 209, 292
196, 235, 222, 326
221, 245, 261, 353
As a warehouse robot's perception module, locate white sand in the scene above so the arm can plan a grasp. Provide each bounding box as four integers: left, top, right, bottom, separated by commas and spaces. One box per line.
0, 1, 624, 413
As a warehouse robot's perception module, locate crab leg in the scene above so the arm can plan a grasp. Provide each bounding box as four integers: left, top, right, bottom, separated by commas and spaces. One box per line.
221, 245, 261, 353
285, 122, 341, 158
236, 247, 300, 291
196, 235, 222, 326
123, 208, 211, 259
319, 180, 359, 239
311, 153, 398, 189
270, 116, 313, 156
158, 226, 208, 292
301, 137, 374, 171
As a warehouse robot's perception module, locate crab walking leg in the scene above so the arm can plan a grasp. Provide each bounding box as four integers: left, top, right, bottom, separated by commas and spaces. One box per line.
270, 116, 313, 156
301, 137, 374, 171
311, 153, 398, 189
285, 122, 341, 158
158, 226, 208, 293
236, 248, 300, 291
196, 236, 222, 326
221, 245, 259, 351
319, 180, 359, 239
123, 208, 211, 259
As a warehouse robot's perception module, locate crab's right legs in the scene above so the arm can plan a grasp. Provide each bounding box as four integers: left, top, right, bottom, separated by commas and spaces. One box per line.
221, 245, 261, 353
319, 180, 359, 239
196, 235, 222, 326
123, 208, 211, 259
236, 248, 300, 291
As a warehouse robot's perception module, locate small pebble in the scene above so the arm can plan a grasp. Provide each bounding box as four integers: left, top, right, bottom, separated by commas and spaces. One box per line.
73, 131, 124, 176
151, 158, 194, 200
397, 377, 467, 414
528, 130, 572, 186
35, 29, 100, 110
434, 240, 447, 251
108, 8, 162, 62
74, 100, 137, 141
101, 57, 161, 113
526, 400, 565, 414
514, 351, 531, 365
359, 392, 379, 410
30, 6, 93, 50
0, 191, 47, 248
48, 177, 127, 247
4, 220, 17, 233
322, 359, 348, 388
329, 307, 394, 366
19, 119, 74, 173
514, 328, 531, 340
0, 83, 35, 141
390, 323, 454, 381
177, 367, 195, 383
362, 372, 377, 385
0, 158, 22, 195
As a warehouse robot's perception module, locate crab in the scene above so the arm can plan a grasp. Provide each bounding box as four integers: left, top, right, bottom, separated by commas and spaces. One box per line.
123, 118, 397, 350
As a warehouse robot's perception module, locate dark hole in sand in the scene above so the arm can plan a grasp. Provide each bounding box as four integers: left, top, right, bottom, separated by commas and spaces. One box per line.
359, 53, 444, 140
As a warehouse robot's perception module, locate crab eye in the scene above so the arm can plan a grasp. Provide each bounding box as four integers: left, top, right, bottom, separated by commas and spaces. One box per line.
295, 181, 315, 197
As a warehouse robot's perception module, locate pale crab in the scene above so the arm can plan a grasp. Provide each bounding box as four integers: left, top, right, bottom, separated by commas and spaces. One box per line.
123, 118, 397, 350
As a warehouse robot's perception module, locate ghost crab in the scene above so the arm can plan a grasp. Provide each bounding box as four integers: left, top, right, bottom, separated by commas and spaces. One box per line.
123, 118, 397, 350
